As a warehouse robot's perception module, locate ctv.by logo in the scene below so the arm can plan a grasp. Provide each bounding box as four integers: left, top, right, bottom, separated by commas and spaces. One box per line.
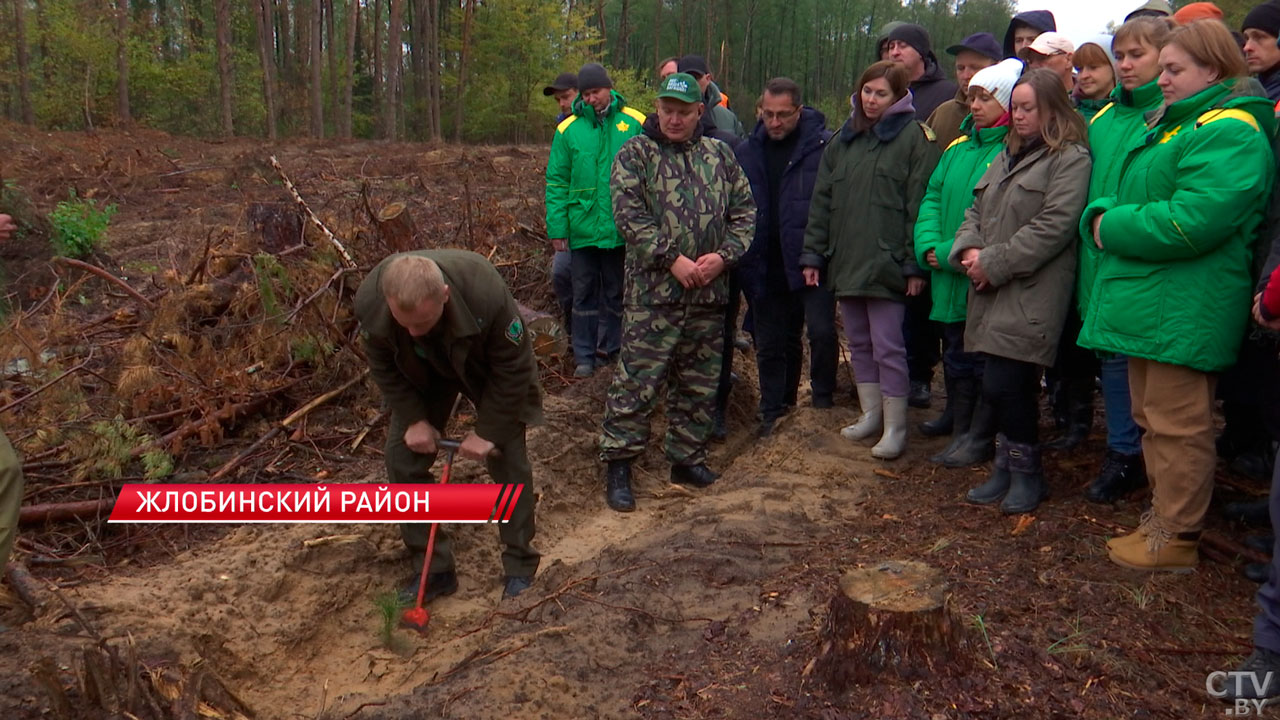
1206, 671, 1276, 716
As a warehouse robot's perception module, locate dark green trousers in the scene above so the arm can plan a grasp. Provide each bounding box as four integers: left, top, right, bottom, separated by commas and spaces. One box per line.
384, 390, 539, 577
0, 431, 21, 567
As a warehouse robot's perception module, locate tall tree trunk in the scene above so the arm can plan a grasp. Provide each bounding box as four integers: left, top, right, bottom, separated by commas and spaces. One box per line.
35, 0, 51, 84
652, 0, 660, 71
326, 0, 338, 133
428, 0, 441, 140
411, 0, 429, 139
276, 0, 291, 77
372, 0, 383, 113
156, 0, 173, 60
115, 0, 130, 124
596, 0, 606, 61
453, 0, 474, 142
384, 0, 401, 139
343, 0, 357, 138
14, 0, 34, 124
678, 0, 687, 53
215, 0, 234, 135
704, 0, 711, 60
309, 0, 323, 136
255, 0, 279, 139
618, 0, 630, 67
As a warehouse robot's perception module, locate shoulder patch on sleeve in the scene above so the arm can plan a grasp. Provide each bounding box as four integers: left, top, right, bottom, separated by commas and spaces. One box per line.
1089, 102, 1116, 126
945, 135, 970, 152
621, 107, 647, 124
505, 317, 524, 345
556, 115, 579, 134
1196, 108, 1261, 133
920, 123, 937, 142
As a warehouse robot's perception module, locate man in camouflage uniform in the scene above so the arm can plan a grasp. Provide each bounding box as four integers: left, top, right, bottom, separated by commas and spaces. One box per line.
599, 73, 757, 512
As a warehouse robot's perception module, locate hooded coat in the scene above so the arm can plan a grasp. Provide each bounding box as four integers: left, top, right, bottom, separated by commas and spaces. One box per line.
911, 59, 960, 122
1002, 10, 1056, 58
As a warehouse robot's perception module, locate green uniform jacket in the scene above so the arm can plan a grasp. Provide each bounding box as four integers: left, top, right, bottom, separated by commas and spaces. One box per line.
1076, 96, 1110, 123
610, 116, 756, 306
800, 100, 941, 301
1076, 80, 1164, 318
914, 117, 1009, 323
705, 81, 746, 139
1078, 80, 1277, 373
355, 250, 544, 445
545, 91, 647, 251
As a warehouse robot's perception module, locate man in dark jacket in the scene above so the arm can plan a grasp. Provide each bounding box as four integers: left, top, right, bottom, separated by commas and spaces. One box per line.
735, 78, 836, 436
1243, 1, 1280, 102
927, 32, 1001, 149
678, 54, 746, 138
886, 24, 959, 121
1002, 10, 1056, 59
356, 250, 543, 600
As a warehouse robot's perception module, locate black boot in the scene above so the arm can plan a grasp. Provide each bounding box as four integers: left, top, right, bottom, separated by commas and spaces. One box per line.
1220, 648, 1280, 701
908, 380, 932, 409
1084, 449, 1146, 503
1245, 562, 1272, 584
940, 392, 995, 467
605, 460, 635, 512
1224, 498, 1272, 528
671, 463, 718, 488
1001, 440, 1047, 515
1246, 534, 1276, 555
918, 372, 955, 437
966, 435, 1010, 505
711, 388, 730, 443
1044, 379, 1093, 451
398, 570, 459, 606
929, 376, 978, 463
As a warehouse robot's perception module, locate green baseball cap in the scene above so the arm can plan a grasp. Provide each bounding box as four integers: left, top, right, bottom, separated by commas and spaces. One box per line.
657, 73, 702, 104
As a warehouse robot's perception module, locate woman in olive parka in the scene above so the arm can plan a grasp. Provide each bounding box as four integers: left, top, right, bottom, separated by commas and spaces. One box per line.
1079, 20, 1277, 572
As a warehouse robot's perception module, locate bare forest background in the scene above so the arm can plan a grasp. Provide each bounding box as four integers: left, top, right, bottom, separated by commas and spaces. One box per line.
0, 0, 1264, 145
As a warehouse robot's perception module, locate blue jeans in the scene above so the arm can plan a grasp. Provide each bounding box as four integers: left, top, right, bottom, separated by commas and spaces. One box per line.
1100, 354, 1142, 455
570, 246, 623, 367
552, 249, 573, 329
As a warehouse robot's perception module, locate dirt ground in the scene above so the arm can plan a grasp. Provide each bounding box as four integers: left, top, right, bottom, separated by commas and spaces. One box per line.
0, 123, 1272, 720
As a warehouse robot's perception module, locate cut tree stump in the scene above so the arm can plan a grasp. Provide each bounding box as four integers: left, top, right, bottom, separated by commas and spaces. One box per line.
247, 202, 303, 253
813, 560, 971, 690
516, 302, 567, 359
374, 201, 417, 252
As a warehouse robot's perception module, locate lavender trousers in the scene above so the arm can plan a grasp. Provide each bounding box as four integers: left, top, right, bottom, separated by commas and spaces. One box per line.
838, 297, 909, 398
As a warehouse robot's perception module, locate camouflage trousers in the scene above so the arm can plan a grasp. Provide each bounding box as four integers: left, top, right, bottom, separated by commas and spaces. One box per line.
599, 303, 725, 465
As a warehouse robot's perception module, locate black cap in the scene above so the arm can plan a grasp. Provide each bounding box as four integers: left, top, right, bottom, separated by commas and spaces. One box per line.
946, 32, 1002, 63
677, 54, 710, 77
887, 23, 934, 62
542, 72, 577, 96
576, 63, 612, 92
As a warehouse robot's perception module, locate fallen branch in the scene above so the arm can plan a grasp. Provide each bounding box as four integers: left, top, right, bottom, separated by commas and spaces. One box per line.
19, 498, 114, 526
269, 155, 357, 268
350, 409, 389, 451
5, 561, 46, 608
53, 257, 154, 309
1202, 532, 1270, 566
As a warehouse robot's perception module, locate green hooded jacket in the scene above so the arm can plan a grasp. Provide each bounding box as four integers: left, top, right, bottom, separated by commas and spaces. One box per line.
1076, 96, 1111, 123
545, 91, 647, 251
1076, 79, 1164, 318
914, 116, 1009, 323
1078, 80, 1278, 372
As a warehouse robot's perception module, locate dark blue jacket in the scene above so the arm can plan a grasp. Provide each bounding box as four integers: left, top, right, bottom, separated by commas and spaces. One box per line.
734, 107, 832, 298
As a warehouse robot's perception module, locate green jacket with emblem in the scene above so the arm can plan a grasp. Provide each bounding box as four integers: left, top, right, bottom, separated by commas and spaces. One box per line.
355, 250, 544, 445
914, 116, 1009, 323
800, 95, 941, 301
610, 115, 756, 306
1076, 79, 1164, 318
545, 91, 646, 251
1078, 79, 1277, 372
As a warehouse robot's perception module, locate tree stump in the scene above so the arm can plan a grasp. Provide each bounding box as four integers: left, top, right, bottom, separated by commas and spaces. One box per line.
814, 560, 971, 690
247, 202, 303, 253
374, 201, 418, 253
516, 302, 567, 359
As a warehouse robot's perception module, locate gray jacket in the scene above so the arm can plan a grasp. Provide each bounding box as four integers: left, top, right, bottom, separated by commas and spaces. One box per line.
705, 81, 746, 138
948, 142, 1092, 366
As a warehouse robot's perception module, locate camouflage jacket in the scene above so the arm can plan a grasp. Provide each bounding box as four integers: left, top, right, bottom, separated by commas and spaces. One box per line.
610, 115, 756, 306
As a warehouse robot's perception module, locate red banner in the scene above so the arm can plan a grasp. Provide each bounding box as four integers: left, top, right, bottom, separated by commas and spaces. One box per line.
106, 483, 524, 524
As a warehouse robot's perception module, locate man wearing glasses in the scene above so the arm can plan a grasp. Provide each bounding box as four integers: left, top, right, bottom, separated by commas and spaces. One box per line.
733, 78, 837, 436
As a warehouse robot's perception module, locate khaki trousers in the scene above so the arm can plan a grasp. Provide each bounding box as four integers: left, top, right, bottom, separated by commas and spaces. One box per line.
1128, 358, 1217, 533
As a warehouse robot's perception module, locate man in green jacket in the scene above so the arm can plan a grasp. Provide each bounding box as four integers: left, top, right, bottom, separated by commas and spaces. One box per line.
545, 63, 646, 378
599, 73, 756, 512
677, 55, 746, 139
356, 250, 543, 600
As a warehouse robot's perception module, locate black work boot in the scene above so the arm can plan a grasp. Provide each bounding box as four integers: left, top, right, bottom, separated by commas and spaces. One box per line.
1245, 562, 1272, 584
398, 570, 459, 606
919, 372, 956, 437
671, 463, 718, 488
711, 388, 730, 443
908, 380, 932, 409
1246, 534, 1276, 555
966, 435, 1011, 505
1232, 445, 1278, 483
929, 376, 978, 463
1044, 379, 1093, 451
1224, 498, 1273, 528
1085, 449, 1146, 504
1001, 440, 1047, 515
941, 393, 995, 467
605, 460, 636, 512
1219, 648, 1280, 702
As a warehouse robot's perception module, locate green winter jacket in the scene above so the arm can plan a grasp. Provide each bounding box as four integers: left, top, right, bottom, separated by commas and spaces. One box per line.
914, 116, 1009, 323
1078, 79, 1277, 372
1076, 97, 1111, 123
610, 115, 756, 306
800, 96, 941, 301
545, 91, 647, 251
1076, 79, 1164, 318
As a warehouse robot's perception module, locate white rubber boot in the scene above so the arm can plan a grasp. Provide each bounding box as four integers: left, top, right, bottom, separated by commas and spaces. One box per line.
872, 396, 908, 459
841, 383, 883, 440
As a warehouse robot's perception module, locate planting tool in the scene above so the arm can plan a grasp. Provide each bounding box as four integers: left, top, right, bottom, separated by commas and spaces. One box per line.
400, 437, 460, 634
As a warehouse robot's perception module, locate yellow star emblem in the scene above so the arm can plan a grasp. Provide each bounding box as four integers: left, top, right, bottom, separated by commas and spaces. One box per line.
616, 120, 630, 132
1159, 124, 1182, 144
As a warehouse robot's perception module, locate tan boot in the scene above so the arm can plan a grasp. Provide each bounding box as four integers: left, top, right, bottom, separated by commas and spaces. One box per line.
1107, 513, 1198, 572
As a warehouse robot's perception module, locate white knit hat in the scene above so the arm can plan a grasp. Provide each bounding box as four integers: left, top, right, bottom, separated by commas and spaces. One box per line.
969, 58, 1025, 110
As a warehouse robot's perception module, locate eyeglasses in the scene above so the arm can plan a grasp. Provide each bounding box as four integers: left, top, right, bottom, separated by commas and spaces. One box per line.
761, 107, 800, 121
